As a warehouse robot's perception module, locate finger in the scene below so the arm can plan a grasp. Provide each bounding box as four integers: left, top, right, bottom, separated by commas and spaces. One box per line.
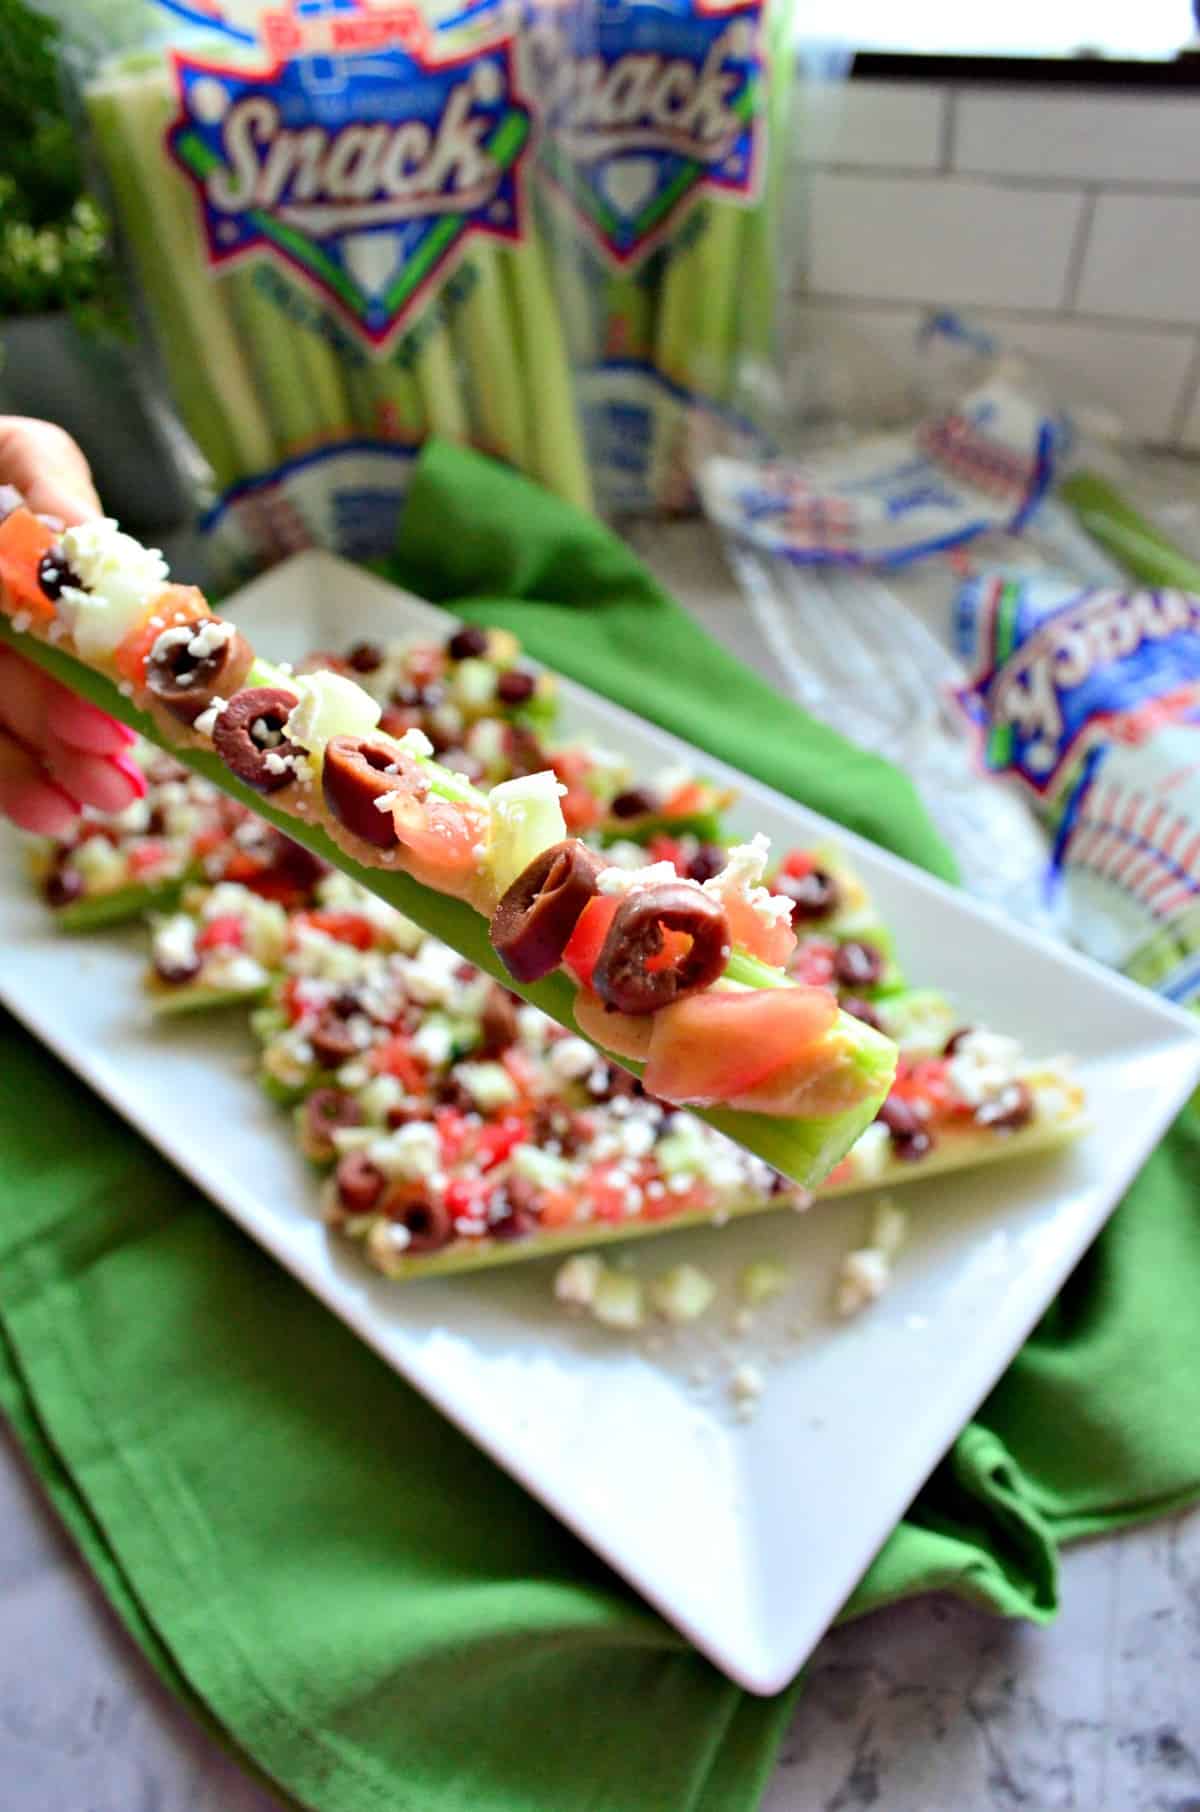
0, 645, 50, 746
43, 742, 146, 816
44, 678, 137, 756
0, 416, 101, 526
0, 728, 78, 836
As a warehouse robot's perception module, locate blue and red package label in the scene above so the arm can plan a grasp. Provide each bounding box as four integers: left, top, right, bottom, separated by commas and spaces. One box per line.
697, 382, 1062, 568
953, 575, 1200, 801
524, 0, 764, 268
167, 6, 532, 348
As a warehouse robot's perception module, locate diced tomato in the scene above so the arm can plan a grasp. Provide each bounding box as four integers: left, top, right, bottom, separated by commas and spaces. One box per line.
730, 1041, 880, 1120
644, 924, 693, 976
823, 1158, 855, 1188
890, 1057, 961, 1122
196, 914, 245, 952
560, 786, 602, 833
500, 1045, 539, 1102
380, 795, 487, 893
780, 847, 817, 880
643, 1174, 712, 1221
192, 826, 229, 860
127, 840, 170, 876
0, 509, 58, 622
370, 1035, 425, 1092
646, 834, 686, 873
789, 938, 837, 989
584, 1163, 641, 1224
573, 988, 654, 1062
562, 894, 620, 990
662, 780, 707, 819
222, 850, 265, 884
643, 985, 839, 1106
443, 1175, 493, 1221
549, 747, 592, 789
539, 1188, 579, 1229
475, 1115, 528, 1170
112, 585, 208, 685
434, 1108, 472, 1166
404, 645, 445, 688
293, 909, 374, 951
721, 890, 797, 969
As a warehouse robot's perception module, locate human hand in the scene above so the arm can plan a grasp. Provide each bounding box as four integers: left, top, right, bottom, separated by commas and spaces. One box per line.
0, 416, 145, 835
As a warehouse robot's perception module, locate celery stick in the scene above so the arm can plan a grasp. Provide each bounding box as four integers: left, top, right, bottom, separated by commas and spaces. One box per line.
1, 617, 894, 1189
1060, 471, 1200, 591
85, 64, 275, 482
452, 245, 531, 469
503, 234, 594, 512
687, 205, 743, 404
351, 345, 426, 444
227, 271, 313, 461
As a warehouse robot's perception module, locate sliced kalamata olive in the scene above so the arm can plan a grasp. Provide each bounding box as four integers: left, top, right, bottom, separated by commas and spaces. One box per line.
833, 940, 884, 990
840, 996, 883, 1030
478, 984, 519, 1055
0, 484, 24, 523
43, 864, 83, 909
686, 843, 727, 883
490, 1178, 539, 1240
944, 1026, 973, 1056
154, 951, 202, 987
490, 839, 605, 984
497, 668, 536, 706
385, 1102, 428, 1130
212, 687, 301, 792
592, 882, 730, 1015
145, 618, 254, 725
304, 1088, 363, 1158
346, 641, 383, 673
322, 736, 428, 850
876, 1095, 934, 1160
37, 547, 81, 601
774, 866, 841, 923
336, 1150, 385, 1215
381, 1188, 453, 1255
310, 1016, 359, 1070
609, 787, 656, 820
505, 725, 549, 778
391, 681, 443, 711
975, 1081, 1034, 1133
274, 833, 329, 891
447, 625, 488, 661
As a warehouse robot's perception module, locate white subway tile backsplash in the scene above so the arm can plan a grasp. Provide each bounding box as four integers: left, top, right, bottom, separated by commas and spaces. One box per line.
955, 90, 1200, 186
974, 315, 1198, 441
810, 174, 1085, 311
795, 303, 1197, 442
1076, 194, 1200, 324
804, 81, 947, 170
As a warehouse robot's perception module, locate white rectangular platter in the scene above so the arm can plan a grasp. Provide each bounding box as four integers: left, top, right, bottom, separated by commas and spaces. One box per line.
2, 549, 1198, 1694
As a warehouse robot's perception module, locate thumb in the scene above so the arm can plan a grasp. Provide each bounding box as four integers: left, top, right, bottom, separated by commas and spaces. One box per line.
0, 416, 101, 526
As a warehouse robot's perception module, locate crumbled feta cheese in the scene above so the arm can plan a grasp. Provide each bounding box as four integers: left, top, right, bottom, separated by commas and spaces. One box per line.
400, 939, 465, 1007
835, 1248, 890, 1317
368, 1122, 439, 1182
845, 1121, 892, 1181
547, 1036, 599, 1083
111, 796, 152, 835
152, 913, 197, 969
394, 726, 434, 759
516, 1004, 551, 1050
185, 618, 233, 660
869, 1196, 907, 1258
464, 717, 507, 770
57, 519, 169, 658
191, 697, 227, 739
729, 1362, 765, 1404
287, 923, 365, 983
554, 1253, 604, 1308
71, 837, 126, 890
596, 860, 682, 896
947, 1029, 1023, 1108
262, 750, 296, 776
702, 834, 793, 932
411, 1018, 454, 1069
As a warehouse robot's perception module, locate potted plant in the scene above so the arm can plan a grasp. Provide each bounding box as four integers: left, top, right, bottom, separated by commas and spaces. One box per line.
0, 0, 190, 531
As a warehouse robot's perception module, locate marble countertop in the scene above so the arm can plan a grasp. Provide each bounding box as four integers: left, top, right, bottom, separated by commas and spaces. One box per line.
3, 521, 1198, 1812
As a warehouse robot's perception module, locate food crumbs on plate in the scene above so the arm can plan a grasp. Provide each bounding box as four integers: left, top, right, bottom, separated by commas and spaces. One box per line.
738, 1260, 790, 1306
649, 1262, 717, 1324
835, 1196, 908, 1318
729, 1362, 765, 1419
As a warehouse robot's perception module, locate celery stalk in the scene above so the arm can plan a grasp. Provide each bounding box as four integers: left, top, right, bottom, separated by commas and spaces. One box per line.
85, 63, 275, 483
503, 234, 593, 512
412, 311, 471, 445
1, 617, 895, 1189
452, 246, 531, 469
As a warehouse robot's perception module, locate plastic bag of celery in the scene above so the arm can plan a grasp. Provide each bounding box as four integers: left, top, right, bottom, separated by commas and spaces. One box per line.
511, 2, 845, 516
67, 0, 594, 583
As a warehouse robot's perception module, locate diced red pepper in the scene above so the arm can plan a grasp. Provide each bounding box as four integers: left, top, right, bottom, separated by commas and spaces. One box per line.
293, 909, 374, 951
562, 893, 620, 990
780, 847, 817, 880
890, 1057, 962, 1122
370, 1035, 425, 1092
0, 509, 58, 622
195, 914, 245, 952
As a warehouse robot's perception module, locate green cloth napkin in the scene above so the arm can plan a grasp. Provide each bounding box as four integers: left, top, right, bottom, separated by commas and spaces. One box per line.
1, 441, 1198, 1812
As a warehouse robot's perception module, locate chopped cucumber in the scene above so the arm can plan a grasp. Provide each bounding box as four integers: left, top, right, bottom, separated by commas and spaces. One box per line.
484, 770, 567, 895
